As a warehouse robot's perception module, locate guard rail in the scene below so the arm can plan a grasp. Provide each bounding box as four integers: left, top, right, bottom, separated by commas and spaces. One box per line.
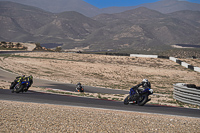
173, 83, 200, 106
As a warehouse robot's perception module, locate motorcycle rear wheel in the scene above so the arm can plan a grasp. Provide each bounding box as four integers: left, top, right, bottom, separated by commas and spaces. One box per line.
76, 87, 84, 92
137, 94, 148, 106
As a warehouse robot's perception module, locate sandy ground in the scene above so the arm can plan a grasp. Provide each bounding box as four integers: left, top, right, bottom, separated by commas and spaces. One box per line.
1, 100, 200, 133
22, 43, 36, 51
181, 58, 200, 68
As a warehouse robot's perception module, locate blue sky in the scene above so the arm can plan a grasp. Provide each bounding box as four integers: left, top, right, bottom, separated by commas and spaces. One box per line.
83, 0, 200, 8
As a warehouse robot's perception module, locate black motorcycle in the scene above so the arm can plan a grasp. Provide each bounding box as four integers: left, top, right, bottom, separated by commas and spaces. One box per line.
124, 87, 153, 106
10, 80, 30, 93
76, 86, 84, 92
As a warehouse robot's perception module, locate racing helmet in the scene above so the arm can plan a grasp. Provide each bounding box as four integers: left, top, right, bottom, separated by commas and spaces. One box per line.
142, 79, 148, 83
29, 75, 33, 79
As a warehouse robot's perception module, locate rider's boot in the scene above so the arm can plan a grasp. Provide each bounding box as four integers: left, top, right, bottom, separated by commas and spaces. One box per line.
134, 90, 140, 100
24, 87, 28, 92
11, 89, 14, 93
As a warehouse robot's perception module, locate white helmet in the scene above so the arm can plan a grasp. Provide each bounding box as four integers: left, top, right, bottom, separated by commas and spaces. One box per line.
142, 79, 148, 83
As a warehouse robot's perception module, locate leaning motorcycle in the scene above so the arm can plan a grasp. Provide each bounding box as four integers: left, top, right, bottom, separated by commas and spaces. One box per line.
124, 87, 153, 106
10, 81, 30, 93
76, 86, 84, 92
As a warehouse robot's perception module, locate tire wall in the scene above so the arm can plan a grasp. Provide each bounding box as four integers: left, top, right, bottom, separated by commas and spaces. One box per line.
173, 83, 200, 106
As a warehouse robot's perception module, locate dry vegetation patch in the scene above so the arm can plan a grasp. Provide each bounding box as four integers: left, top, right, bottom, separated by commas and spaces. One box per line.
181, 58, 200, 68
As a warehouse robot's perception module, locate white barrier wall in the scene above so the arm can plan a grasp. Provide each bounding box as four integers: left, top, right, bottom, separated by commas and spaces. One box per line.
130, 54, 158, 58
181, 62, 190, 68
194, 67, 200, 73
169, 57, 177, 62
130, 54, 200, 73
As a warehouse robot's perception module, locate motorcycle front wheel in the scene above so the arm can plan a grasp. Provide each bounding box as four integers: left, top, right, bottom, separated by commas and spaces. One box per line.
15, 84, 24, 93
10, 82, 15, 90
124, 95, 131, 105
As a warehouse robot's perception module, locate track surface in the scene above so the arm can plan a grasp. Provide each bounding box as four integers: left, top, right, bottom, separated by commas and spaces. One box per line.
1, 89, 200, 118
0, 53, 200, 118
0, 67, 128, 94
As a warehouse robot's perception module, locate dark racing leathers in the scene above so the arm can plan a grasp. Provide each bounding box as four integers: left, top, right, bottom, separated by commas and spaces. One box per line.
10, 76, 33, 92
10, 76, 25, 90
76, 84, 82, 91
23, 77, 33, 92
129, 81, 151, 99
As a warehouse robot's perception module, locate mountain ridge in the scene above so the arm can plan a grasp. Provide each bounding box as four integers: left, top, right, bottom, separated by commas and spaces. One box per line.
0, 1, 200, 53
0, 0, 200, 17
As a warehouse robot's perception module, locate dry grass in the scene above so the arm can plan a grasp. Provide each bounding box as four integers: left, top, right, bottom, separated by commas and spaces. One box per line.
181, 58, 200, 68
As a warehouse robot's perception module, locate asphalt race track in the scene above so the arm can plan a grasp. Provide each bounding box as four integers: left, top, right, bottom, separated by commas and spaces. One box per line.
0, 67, 128, 94
0, 58, 200, 118
0, 51, 32, 54
1, 89, 200, 118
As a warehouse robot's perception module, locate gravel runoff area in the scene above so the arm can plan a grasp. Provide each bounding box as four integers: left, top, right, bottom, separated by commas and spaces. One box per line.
1, 100, 200, 133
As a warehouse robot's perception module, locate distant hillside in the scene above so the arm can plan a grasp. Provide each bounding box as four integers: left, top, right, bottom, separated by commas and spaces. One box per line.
0, 0, 100, 17
0, 1, 53, 42
168, 10, 200, 28
89, 7, 200, 51
0, 1, 103, 44
33, 11, 103, 42
100, 0, 200, 16
0, 2, 200, 53
0, 0, 200, 17
140, 0, 200, 14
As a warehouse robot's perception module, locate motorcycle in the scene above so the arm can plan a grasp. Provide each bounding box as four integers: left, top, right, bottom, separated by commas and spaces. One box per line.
124, 87, 153, 106
76, 86, 84, 92
10, 81, 30, 93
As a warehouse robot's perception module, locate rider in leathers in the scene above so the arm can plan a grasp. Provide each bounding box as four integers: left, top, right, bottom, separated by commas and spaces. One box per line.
130, 79, 151, 99
24, 75, 33, 92
76, 82, 83, 91
10, 74, 26, 91
10, 75, 33, 92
